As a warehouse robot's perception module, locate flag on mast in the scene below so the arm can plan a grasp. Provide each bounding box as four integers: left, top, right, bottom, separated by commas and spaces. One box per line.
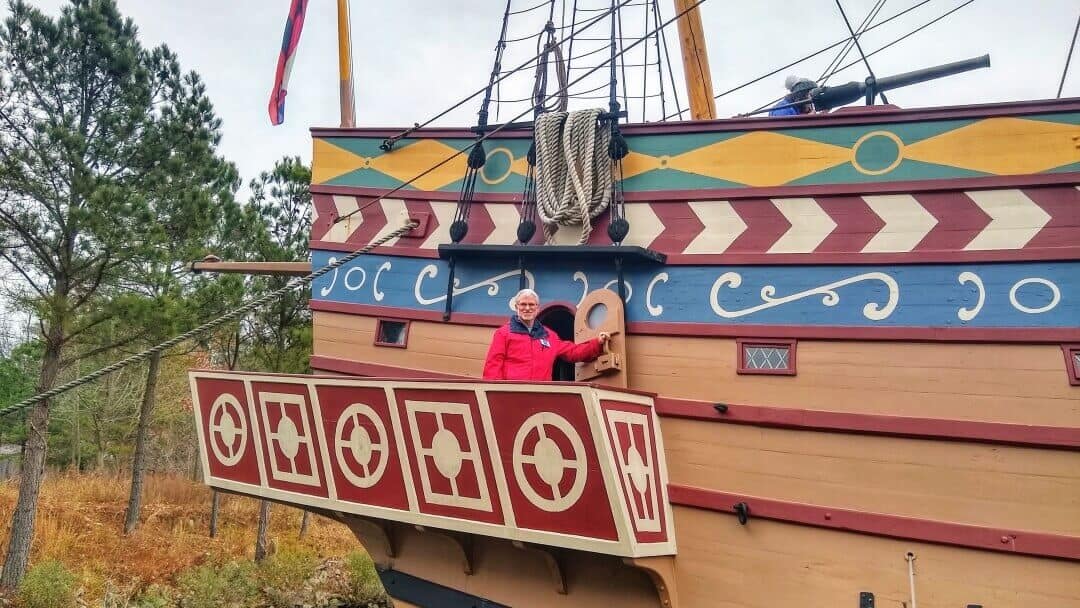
268, 0, 309, 125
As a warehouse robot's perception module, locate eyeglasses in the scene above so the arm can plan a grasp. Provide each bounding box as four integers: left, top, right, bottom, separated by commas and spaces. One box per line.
516, 302, 537, 309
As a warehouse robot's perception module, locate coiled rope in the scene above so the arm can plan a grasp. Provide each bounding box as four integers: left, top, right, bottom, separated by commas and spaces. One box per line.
533, 108, 613, 244
0, 220, 418, 418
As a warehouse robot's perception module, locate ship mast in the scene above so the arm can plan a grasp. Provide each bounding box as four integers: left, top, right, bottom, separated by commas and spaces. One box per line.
673, 0, 715, 119
337, 0, 356, 127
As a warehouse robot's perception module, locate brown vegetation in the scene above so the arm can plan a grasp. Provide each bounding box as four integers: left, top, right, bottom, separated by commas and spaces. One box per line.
0, 472, 360, 603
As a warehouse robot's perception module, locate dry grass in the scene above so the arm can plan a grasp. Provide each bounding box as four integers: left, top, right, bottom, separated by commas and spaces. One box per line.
0, 472, 360, 602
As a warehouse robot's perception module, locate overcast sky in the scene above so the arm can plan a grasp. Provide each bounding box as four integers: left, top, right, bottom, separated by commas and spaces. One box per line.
19, 0, 1080, 189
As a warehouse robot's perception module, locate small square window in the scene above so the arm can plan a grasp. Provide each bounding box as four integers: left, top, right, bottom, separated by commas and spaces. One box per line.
1063, 344, 1080, 386
375, 319, 409, 348
737, 339, 796, 376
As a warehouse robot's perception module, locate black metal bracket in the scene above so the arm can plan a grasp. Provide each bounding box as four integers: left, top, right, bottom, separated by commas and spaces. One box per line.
713, 403, 729, 414
859, 591, 875, 608
733, 502, 750, 525
443, 256, 457, 322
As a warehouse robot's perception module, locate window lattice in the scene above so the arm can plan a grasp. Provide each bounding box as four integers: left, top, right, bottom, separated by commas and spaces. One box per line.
743, 346, 790, 370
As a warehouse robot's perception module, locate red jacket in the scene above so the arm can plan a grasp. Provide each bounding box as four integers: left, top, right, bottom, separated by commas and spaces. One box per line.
482, 317, 603, 381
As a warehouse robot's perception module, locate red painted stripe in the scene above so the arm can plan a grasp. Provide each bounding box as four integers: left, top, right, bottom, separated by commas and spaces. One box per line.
727, 199, 789, 252
668, 485, 1080, 561
310, 98, 1080, 138
914, 191, 991, 251
1023, 186, 1080, 249
310, 300, 1080, 343
343, 196, 389, 245
649, 201, 705, 252
654, 396, 1080, 450
460, 202, 495, 245
306, 356, 1080, 451
395, 200, 437, 249
310, 194, 337, 241
309, 173, 1080, 203
814, 196, 884, 253
311, 241, 441, 258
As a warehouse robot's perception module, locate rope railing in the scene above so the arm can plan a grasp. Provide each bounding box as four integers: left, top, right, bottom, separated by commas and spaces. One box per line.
0, 221, 419, 418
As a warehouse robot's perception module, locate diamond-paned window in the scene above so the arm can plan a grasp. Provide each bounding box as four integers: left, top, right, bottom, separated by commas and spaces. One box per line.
1064, 345, 1080, 386
737, 339, 796, 376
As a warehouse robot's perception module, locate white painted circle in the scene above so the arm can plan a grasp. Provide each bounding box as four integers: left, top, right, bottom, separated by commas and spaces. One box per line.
209, 393, 248, 467
512, 412, 588, 513
334, 403, 389, 489
1008, 278, 1061, 314
431, 428, 464, 480
626, 446, 649, 494
275, 416, 301, 459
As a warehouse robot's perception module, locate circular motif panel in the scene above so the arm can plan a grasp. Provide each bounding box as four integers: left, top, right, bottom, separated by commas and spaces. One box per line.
512, 412, 588, 513
209, 393, 248, 467
852, 130, 904, 175
334, 403, 390, 489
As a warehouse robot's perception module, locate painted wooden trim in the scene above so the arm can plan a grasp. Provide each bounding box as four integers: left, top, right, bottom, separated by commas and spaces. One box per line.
653, 396, 1080, 450
374, 318, 411, 349
314, 302, 1080, 344
309, 97, 1080, 138
735, 338, 797, 376
308, 357, 1080, 451
668, 485, 1080, 561
1063, 344, 1080, 387
309, 172, 1080, 203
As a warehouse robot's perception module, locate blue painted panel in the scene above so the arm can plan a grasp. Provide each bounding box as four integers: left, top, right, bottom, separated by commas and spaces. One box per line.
312, 251, 1080, 329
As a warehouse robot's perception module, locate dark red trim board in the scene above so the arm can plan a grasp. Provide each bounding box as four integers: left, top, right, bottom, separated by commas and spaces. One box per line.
668, 485, 1080, 561
654, 396, 1080, 451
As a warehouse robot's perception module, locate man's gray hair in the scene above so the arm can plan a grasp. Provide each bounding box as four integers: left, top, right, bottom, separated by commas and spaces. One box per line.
511, 288, 540, 307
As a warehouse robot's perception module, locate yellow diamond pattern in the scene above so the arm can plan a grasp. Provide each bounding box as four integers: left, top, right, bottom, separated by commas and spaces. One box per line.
312, 139, 364, 185
906, 117, 1080, 175
312, 138, 468, 191
667, 131, 852, 186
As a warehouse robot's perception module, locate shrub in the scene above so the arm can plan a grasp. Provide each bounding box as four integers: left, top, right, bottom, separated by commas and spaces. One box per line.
176, 560, 258, 608
258, 543, 319, 607
18, 560, 77, 608
343, 551, 385, 603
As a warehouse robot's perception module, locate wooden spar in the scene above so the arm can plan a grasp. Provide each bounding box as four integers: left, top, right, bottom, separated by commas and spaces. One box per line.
337, 0, 356, 127
189, 260, 311, 276
673, 0, 716, 119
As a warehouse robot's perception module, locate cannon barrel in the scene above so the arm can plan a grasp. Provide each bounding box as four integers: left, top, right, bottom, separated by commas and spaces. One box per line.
811, 54, 991, 110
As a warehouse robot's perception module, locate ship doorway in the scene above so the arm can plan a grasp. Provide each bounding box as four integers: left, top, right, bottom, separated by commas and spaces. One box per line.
538, 305, 575, 381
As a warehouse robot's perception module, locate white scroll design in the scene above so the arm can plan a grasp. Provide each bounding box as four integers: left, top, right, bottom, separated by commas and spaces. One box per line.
957, 271, 985, 321
344, 267, 367, 291
414, 264, 535, 306
1009, 278, 1061, 314
646, 272, 669, 317
319, 257, 340, 296
602, 279, 633, 303
373, 262, 391, 302
709, 271, 899, 321
573, 271, 589, 307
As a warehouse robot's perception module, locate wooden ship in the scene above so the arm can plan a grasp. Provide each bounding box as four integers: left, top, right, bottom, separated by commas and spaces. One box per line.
190, 2, 1080, 606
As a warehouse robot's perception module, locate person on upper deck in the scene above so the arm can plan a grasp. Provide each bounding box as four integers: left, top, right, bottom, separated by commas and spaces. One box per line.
769, 75, 817, 116
482, 288, 610, 381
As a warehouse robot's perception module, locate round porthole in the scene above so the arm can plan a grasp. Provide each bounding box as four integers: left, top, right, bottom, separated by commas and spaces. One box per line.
586, 302, 608, 329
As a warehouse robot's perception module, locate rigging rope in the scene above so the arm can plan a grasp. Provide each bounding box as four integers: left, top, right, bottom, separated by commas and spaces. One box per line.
0, 221, 418, 418
1056, 11, 1079, 98
533, 109, 613, 244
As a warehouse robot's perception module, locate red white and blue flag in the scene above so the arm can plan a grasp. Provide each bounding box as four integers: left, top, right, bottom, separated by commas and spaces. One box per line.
268, 0, 309, 125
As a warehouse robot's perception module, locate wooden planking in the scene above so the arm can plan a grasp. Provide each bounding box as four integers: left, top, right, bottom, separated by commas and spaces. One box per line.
313, 312, 1080, 426
670, 506, 1080, 608
663, 418, 1080, 536
347, 518, 661, 608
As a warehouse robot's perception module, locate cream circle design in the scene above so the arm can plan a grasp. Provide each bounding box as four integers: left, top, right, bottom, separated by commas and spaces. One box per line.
851, 130, 904, 176
625, 446, 649, 494
431, 428, 465, 479
480, 147, 515, 185
209, 393, 247, 467
512, 412, 588, 513
275, 416, 301, 459
334, 403, 389, 488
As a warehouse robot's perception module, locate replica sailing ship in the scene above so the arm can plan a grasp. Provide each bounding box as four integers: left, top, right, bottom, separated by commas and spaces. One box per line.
190, 1, 1080, 606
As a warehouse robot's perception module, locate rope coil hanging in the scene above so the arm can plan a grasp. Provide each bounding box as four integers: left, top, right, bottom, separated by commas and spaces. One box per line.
533, 108, 614, 244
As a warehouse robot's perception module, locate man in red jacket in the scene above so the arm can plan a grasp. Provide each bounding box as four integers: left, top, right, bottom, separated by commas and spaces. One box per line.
482, 288, 610, 381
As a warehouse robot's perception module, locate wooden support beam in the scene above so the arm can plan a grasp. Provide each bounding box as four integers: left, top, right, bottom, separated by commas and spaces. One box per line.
189, 260, 311, 276
673, 0, 716, 120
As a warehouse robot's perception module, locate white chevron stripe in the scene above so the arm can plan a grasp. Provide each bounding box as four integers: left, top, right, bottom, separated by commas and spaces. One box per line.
623, 202, 665, 248
372, 199, 409, 247
420, 201, 458, 249
767, 198, 837, 253
861, 194, 938, 253
685, 201, 746, 254
484, 203, 521, 245
964, 189, 1050, 250
321, 195, 360, 243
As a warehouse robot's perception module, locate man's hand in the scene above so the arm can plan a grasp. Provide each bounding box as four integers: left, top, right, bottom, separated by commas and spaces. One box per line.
598, 332, 611, 345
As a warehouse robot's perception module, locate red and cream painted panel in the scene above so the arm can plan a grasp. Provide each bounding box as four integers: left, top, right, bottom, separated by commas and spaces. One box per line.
310, 186, 1080, 262
190, 371, 676, 557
